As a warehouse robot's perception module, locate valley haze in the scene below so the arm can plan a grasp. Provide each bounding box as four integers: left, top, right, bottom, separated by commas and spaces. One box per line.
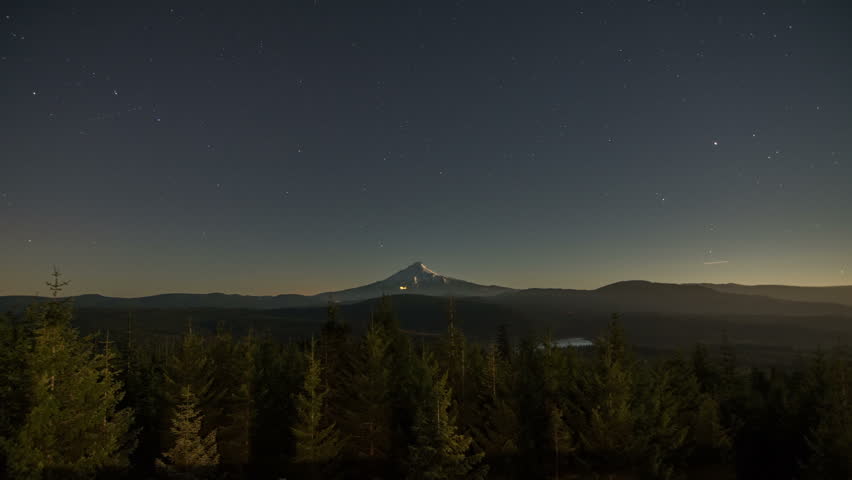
3, 262, 852, 312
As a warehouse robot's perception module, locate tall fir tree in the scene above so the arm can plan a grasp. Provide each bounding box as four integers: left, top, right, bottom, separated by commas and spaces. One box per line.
472, 344, 519, 460
665, 354, 731, 467
547, 405, 574, 480
803, 348, 852, 478
319, 300, 351, 444
6, 270, 135, 479
406, 356, 487, 480
160, 321, 221, 457
570, 321, 641, 476
691, 343, 720, 394
124, 335, 163, 476
0, 312, 30, 474
291, 341, 343, 478
441, 297, 470, 426
157, 386, 220, 479
371, 294, 398, 333
342, 319, 392, 459
209, 325, 257, 476
639, 366, 691, 479
496, 323, 512, 363
162, 322, 217, 408
252, 337, 305, 475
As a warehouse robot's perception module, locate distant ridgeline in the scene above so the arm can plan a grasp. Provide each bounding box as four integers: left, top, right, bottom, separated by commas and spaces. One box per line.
2, 264, 852, 352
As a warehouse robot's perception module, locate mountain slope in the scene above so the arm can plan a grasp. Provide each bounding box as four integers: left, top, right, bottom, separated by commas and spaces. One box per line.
699, 283, 852, 307
2, 268, 850, 317
494, 280, 852, 316
313, 262, 514, 302
0, 293, 321, 312
0, 262, 512, 311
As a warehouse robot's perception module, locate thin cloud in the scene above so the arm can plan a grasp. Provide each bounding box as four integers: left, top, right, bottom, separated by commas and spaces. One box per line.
703, 260, 730, 265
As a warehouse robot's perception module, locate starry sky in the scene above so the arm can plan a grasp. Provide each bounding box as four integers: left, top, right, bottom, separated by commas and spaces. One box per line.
2, 1, 851, 297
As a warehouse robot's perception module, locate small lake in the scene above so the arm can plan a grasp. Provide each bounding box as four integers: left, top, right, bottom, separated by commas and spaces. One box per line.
553, 337, 594, 348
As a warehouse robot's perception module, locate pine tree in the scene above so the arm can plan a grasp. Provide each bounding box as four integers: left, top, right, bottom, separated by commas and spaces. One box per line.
161, 321, 220, 458
157, 386, 220, 479
343, 319, 392, 459
0, 312, 30, 474
547, 405, 574, 480
441, 297, 470, 425
291, 341, 343, 477
406, 358, 487, 480
372, 294, 398, 332
472, 342, 520, 456
513, 336, 553, 476
640, 366, 691, 479
124, 335, 162, 477
691, 343, 720, 394
665, 353, 731, 466
253, 336, 305, 474
163, 322, 217, 408
373, 295, 426, 466
803, 348, 852, 478
496, 323, 512, 363
570, 321, 640, 475
7, 270, 135, 479
319, 300, 350, 441
320, 301, 350, 375
209, 326, 257, 475
690, 394, 731, 462
474, 393, 520, 459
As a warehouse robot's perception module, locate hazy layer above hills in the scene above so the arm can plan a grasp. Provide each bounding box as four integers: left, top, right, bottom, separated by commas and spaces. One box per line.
58, 294, 852, 357
0, 262, 511, 311
2, 264, 851, 318
699, 283, 852, 307
5, 263, 851, 356
497, 280, 852, 316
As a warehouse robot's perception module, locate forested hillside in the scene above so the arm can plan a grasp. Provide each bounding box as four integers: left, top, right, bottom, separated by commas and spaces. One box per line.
1, 279, 851, 479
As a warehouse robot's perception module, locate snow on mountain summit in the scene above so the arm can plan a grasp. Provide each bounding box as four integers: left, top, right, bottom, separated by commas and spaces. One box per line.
314, 261, 514, 302
384, 262, 447, 287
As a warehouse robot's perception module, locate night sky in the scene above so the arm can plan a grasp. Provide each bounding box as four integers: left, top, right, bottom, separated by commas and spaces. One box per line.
2, 1, 851, 297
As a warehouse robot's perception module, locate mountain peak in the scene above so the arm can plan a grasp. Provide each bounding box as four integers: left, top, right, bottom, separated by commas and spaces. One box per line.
387, 262, 441, 283
406, 261, 435, 274
311, 262, 513, 301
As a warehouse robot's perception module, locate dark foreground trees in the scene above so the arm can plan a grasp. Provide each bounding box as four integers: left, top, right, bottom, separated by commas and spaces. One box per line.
2, 288, 852, 479
291, 341, 343, 479
2, 271, 135, 479
407, 355, 487, 480
156, 387, 219, 478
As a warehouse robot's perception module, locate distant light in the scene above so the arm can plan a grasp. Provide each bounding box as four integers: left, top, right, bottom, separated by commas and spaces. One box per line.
399, 285, 408, 290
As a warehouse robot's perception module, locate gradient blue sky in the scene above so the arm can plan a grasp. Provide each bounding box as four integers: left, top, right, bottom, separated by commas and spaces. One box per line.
2, 1, 851, 296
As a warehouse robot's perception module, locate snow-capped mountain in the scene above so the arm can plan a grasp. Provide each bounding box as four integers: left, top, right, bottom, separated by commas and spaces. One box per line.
0, 262, 515, 311
315, 262, 515, 302
383, 262, 448, 288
